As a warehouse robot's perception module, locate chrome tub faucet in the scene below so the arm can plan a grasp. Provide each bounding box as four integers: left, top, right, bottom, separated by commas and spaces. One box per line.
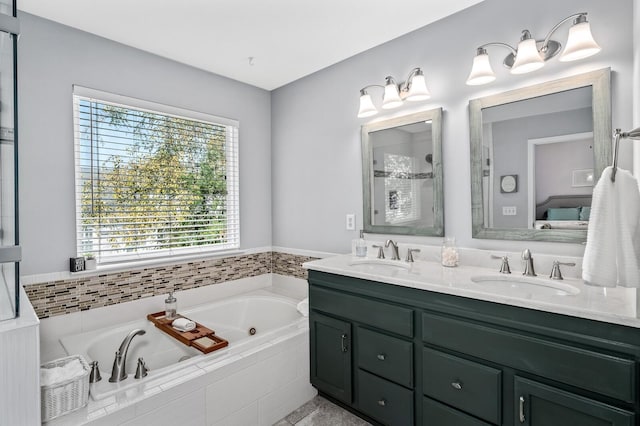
109, 328, 146, 382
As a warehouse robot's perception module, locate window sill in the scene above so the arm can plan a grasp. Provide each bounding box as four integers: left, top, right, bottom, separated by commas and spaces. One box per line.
71, 248, 251, 277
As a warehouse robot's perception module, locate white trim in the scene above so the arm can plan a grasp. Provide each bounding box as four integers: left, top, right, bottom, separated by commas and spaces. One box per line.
72, 85, 239, 128
21, 246, 273, 286
526, 132, 593, 228
272, 246, 339, 259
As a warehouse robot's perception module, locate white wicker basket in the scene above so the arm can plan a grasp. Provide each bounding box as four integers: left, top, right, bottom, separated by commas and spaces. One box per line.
41, 355, 90, 422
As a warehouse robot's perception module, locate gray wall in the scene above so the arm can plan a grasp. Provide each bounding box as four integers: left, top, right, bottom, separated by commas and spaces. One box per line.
18, 13, 272, 275
635, 0, 640, 177
271, 0, 634, 256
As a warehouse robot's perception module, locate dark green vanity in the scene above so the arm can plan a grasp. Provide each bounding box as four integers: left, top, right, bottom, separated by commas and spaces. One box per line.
308, 270, 639, 426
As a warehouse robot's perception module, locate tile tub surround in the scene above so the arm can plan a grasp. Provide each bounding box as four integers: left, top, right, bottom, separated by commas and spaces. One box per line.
39, 278, 315, 425
45, 324, 316, 426
25, 251, 319, 319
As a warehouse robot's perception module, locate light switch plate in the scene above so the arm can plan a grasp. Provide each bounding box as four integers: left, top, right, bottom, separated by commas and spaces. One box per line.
502, 206, 517, 216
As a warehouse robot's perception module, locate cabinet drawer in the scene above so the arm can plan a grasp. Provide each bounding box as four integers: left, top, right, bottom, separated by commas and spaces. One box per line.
358, 369, 414, 425
422, 397, 493, 426
357, 327, 413, 388
423, 347, 501, 424
310, 286, 413, 337
422, 312, 636, 402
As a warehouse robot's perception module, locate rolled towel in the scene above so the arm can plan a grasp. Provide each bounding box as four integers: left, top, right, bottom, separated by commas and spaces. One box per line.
172, 317, 196, 332
296, 298, 309, 317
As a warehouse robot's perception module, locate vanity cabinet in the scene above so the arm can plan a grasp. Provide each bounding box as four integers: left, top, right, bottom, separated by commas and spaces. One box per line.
514, 377, 634, 426
309, 312, 352, 403
308, 270, 639, 426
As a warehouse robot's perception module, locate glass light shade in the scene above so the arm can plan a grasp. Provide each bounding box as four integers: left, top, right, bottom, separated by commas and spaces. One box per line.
357, 92, 377, 118
406, 73, 431, 101
382, 81, 403, 109
559, 21, 601, 62
466, 52, 496, 86
511, 38, 544, 74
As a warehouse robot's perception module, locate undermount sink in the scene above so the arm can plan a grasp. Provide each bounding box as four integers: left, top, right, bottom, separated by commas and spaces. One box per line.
471, 275, 580, 296
348, 258, 411, 270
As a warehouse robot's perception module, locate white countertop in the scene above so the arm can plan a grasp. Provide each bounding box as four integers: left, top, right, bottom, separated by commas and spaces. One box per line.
303, 253, 640, 329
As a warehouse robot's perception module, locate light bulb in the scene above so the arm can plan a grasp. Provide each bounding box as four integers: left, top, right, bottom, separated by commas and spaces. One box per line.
357, 91, 377, 118
511, 33, 544, 74
560, 17, 601, 62
406, 70, 431, 101
466, 48, 496, 86
382, 77, 402, 109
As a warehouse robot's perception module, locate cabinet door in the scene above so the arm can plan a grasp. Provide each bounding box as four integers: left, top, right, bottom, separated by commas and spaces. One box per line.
515, 377, 634, 426
310, 312, 352, 403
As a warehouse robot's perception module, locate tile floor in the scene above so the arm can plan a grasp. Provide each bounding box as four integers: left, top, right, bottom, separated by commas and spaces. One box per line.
274, 395, 372, 425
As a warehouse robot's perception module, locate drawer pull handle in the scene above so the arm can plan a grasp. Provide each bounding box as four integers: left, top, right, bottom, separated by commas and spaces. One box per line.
377, 399, 386, 407
451, 381, 463, 390
341, 334, 348, 352
519, 396, 525, 423
377, 353, 386, 361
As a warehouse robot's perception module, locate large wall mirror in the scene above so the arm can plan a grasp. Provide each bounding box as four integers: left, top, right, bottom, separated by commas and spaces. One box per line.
362, 108, 443, 236
470, 68, 611, 243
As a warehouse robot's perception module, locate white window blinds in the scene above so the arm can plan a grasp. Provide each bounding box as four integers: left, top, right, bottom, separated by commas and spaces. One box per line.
73, 87, 239, 263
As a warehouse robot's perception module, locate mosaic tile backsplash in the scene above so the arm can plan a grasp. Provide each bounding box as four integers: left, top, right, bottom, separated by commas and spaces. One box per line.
25, 251, 317, 319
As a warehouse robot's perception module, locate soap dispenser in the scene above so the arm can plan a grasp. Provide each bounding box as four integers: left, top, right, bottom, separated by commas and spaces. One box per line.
355, 230, 367, 257
165, 292, 177, 320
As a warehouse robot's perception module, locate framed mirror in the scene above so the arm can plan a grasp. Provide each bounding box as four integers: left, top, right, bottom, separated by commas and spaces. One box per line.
470, 68, 611, 243
362, 108, 443, 236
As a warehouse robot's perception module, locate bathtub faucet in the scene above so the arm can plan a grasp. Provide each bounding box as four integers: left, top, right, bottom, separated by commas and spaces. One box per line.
109, 328, 146, 382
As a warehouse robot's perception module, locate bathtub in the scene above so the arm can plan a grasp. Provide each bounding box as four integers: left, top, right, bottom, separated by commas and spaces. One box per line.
60, 290, 307, 401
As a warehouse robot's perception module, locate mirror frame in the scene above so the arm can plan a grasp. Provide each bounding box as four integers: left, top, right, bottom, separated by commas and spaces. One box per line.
362, 107, 444, 236
469, 68, 611, 243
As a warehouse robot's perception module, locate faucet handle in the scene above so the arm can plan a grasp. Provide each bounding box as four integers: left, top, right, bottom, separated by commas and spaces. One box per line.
135, 357, 149, 379
490, 255, 511, 274
549, 261, 576, 280
89, 361, 102, 383
372, 245, 385, 259
405, 248, 421, 262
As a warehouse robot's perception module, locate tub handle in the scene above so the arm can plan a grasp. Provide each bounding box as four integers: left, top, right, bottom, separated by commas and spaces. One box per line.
341, 333, 348, 352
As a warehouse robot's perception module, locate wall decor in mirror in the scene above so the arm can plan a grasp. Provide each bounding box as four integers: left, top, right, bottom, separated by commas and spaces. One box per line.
362, 108, 443, 236
469, 68, 611, 243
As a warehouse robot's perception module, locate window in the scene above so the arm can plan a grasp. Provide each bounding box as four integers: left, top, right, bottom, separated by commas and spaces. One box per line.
73, 87, 239, 264
383, 152, 420, 224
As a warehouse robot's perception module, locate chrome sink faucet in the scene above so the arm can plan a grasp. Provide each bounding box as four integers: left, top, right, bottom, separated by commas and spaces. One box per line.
385, 239, 400, 260
521, 249, 536, 277
109, 328, 146, 382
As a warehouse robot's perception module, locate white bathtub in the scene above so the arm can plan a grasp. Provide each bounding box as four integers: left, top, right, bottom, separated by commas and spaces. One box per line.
60, 290, 306, 401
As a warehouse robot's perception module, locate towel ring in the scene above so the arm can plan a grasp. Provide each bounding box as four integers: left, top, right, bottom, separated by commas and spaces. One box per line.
611, 127, 640, 182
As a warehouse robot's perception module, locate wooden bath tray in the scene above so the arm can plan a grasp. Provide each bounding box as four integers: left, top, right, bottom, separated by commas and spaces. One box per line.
147, 311, 228, 354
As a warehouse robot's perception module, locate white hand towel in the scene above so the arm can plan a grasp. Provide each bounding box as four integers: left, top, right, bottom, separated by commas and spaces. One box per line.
296, 298, 309, 317
172, 318, 196, 332
582, 167, 640, 287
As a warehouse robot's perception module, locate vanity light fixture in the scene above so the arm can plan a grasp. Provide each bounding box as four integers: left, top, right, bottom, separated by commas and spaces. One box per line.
358, 67, 431, 118
466, 12, 601, 86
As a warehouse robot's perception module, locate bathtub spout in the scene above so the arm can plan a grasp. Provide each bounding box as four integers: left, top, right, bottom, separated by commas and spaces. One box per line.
109, 328, 146, 382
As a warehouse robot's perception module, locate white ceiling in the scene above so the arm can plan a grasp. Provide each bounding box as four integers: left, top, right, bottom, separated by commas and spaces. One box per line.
18, 0, 483, 90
